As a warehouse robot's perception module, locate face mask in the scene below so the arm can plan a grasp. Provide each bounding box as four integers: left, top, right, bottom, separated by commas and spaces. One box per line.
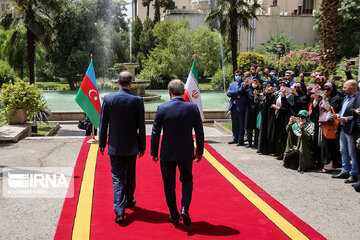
235, 76, 241, 82
252, 83, 258, 88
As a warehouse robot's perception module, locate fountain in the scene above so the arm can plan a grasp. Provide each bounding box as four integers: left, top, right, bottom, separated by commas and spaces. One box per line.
111, 62, 160, 101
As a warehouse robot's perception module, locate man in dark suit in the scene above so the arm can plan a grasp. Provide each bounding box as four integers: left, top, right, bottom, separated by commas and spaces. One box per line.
151, 79, 204, 227
227, 70, 247, 146
332, 80, 359, 183
99, 71, 146, 225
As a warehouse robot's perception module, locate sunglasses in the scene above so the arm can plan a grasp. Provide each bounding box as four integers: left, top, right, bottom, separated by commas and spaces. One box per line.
324, 88, 331, 91
298, 115, 306, 119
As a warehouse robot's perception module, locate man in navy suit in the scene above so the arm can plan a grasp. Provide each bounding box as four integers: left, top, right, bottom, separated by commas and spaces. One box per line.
227, 70, 247, 146
332, 80, 359, 183
151, 79, 204, 227
99, 71, 146, 225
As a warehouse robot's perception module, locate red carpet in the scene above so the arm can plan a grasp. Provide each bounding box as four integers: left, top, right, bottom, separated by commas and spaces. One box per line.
54, 137, 325, 240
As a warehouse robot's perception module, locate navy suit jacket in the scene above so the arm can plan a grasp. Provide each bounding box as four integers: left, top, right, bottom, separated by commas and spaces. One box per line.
99, 88, 146, 156
227, 81, 247, 111
151, 97, 204, 162
340, 92, 359, 135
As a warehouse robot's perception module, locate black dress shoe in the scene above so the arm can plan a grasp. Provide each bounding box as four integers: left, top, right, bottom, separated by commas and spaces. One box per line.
332, 172, 350, 179
228, 141, 237, 144
345, 175, 358, 183
169, 215, 179, 226
115, 214, 124, 225
180, 208, 191, 226
237, 142, 245, 146
125, 198, 136, 208
352, 180, 360, 188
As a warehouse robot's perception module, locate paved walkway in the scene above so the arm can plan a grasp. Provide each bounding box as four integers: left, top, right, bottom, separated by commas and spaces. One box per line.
0, 124, 359, 239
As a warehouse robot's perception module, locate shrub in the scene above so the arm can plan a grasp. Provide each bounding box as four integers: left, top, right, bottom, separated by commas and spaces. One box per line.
280, 50, 320, 76
0, 80, 49, 122
237, 52, 265, 72
210, 64, 234, 90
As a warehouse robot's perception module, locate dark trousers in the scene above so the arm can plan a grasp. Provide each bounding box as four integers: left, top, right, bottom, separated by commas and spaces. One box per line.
160, 160, 193, 218
110, 155, 136, 215
230, 107, 245, 143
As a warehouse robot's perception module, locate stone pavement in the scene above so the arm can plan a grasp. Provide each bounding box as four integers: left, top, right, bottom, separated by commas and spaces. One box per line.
0, 124, 359, 239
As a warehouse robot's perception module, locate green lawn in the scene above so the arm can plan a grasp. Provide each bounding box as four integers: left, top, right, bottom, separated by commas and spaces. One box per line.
199, 83, 212, 90
220, 121, 232, 130
36, 81, 70, 91
32, 123, 56, 136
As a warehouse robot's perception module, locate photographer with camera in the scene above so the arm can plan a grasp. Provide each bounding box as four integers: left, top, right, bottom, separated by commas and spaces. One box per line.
283, 110, 315, 172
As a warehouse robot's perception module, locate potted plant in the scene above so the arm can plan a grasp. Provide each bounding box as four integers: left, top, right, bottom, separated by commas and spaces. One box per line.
0, 80, 50, 125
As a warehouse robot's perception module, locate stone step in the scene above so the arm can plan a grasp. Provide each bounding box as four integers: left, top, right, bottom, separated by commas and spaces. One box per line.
0, 124, 32, 143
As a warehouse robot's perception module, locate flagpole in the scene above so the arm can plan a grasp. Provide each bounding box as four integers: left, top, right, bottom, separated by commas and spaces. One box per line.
87, 53, 98, 144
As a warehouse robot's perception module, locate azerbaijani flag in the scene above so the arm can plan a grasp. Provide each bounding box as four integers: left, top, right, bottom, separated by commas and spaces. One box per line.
183, 60, 204, 121
75, 60, 101, 128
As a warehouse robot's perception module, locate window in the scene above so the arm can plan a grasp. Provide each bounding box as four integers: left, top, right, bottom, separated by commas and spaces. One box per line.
1, 4, 5, 12
302, 0, 314, 14
182, 6, 186, 9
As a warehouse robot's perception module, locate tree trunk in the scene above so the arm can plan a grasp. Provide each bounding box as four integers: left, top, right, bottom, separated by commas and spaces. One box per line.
320, 0, 340, 77
26, 11, 36, 84
229, 13, 238, 74
67, 77, 76, 90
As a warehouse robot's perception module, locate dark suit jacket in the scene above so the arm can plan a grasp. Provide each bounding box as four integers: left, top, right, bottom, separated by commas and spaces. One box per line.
151, 97, 204, 162
99, 88, 146, 156
227, 81, 247, 111
340, 92, 359, 135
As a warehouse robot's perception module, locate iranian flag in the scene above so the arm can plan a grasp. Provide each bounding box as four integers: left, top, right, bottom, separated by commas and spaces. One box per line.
75, 60, 101, 128
183, 61, 204, 121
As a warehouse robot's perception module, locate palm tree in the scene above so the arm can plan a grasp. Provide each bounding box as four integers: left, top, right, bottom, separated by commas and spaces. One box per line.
0, 0, 61, 84
319, 0, 340, 77
206, 0, 261, 73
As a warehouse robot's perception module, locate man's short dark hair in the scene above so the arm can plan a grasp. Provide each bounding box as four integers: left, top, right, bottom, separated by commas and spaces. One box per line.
118, 71, 133, 86
251, 64, 258, 69
168, 79, 185, 96
235, 70, 242, 75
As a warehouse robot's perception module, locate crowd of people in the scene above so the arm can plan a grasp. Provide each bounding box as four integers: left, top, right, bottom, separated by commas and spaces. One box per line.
227, 61, 360, 193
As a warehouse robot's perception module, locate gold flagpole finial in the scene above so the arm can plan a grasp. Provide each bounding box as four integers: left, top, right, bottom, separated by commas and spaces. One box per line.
193, 54, 197, 61
90, 54, 93, 61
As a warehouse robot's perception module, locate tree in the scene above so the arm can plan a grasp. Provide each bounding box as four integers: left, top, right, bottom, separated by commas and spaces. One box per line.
319, 0, 341, 76
256, 33, 296, 56
97, 0, 129, 32
142, 0, 153, 18
0, 28, 27, 79
46, 0, 118, 89
138, 19, 220, 88
0, 0, 61, 84
206, 0, 261, 74
132, 16, 143, 58
153, 0, 175, 23
338, 0, 360, 58
139, 17, 155, 57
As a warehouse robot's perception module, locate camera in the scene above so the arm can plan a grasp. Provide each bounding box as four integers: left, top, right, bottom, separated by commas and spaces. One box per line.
303, 72, 311, 77
349, 60, 356, 65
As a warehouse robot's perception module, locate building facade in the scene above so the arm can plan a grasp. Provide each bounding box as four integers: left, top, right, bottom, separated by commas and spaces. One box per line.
0, 0, 13, 17
132, 0, 322, 50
